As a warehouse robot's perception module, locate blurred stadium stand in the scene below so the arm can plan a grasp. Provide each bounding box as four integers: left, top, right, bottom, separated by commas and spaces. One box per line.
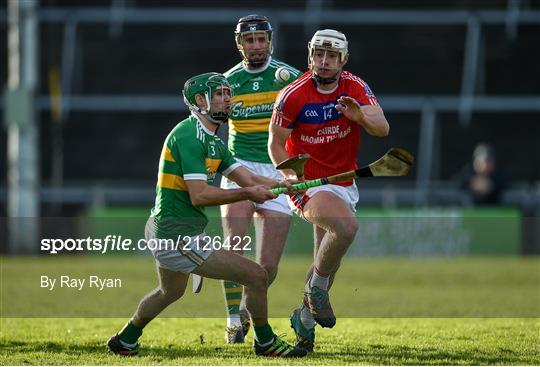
1, 1, 539, 233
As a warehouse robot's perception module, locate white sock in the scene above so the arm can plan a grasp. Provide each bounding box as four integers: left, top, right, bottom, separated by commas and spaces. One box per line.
300, 304, 317, 329
309, 268, 329, 290
227, 315, 242, 328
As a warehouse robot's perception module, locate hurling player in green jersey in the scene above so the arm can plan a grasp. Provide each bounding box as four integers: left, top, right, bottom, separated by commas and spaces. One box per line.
107, 72, 306, 358
220, 14, 302, 344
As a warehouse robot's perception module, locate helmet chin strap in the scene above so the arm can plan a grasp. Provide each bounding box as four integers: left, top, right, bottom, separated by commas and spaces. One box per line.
312, 71, 340, 85
199, 92, 228, 125
244, 48, 269, 68
247, 58, 266, 67
311, 65, 342, 85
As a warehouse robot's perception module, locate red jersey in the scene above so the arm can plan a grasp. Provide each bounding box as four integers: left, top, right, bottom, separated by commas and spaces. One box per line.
271, 70, 379, 186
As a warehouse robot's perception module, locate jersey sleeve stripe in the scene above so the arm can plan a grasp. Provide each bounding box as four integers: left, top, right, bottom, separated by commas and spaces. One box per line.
184, 173, 208, 180
341, 74, 379, 105
224, 62, 243, 78
341, 74, 367, 88
277, 74, 311, 106
271, 60, 301, 75
161, 146, 176, 162
222, 162, 242, 176
225, 67, 245, 79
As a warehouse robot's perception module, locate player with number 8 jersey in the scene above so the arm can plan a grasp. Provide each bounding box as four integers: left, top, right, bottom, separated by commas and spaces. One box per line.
225, 50, 301, 163
219, 15, 302, 345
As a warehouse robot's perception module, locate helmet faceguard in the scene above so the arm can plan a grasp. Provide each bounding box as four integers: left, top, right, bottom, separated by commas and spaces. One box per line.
235, 14, 273, 68
182, 72, 233, 125
308, 29, 349, 85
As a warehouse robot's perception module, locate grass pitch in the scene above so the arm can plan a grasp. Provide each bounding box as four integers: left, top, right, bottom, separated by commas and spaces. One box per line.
1, 317, 538, 365
1, 256, 539, 365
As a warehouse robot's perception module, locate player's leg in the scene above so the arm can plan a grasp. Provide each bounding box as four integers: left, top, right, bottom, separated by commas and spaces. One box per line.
108, 267, 189, 355
254, 208, 291, 284
192, 249, 306, 357
306, 225, 342, 289
220, 201, 254, 342
301, 191, 358, 328
290, 224, 325, 352
304, 191, 358, 273
131, 267, 189, 326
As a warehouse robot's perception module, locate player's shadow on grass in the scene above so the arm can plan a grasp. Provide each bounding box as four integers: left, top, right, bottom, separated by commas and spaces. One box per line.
320, 344, 525, 365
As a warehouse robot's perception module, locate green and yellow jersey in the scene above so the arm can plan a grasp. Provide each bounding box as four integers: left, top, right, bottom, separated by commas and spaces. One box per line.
149, 114, 240, 238
225, 57, 301, 163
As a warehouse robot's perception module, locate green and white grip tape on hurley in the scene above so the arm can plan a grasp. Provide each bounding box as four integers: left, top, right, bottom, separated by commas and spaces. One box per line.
270, 178, 328, 195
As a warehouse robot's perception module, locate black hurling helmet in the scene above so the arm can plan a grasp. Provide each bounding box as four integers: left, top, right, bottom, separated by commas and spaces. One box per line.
235, 14, 273, 67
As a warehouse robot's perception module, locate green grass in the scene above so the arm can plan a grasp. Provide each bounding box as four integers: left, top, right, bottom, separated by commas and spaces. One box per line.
1, 318, 538, 365
1, 256, 539, 364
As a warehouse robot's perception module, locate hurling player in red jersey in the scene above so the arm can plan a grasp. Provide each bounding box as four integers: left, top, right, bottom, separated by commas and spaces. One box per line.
268, 29, 390, 352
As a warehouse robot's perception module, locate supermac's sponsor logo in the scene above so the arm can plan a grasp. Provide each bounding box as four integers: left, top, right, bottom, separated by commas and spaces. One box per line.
231, 101, 274, 119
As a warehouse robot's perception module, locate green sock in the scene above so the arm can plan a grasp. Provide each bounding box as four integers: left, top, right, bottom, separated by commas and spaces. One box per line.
253, 323, 274, 345
118, 319, 143, 345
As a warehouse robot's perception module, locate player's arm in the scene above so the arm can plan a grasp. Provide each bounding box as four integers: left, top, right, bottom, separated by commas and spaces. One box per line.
227, 166, 296, 192
268, 124, 298, 179
185, 180, 276, 206
336, 97, 390, 137
226, 166, 274, 187
176, 137, 276, 206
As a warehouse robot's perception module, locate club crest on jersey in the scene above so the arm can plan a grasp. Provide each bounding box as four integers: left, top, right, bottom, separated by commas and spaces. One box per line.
364, 84, 374, 97
206, 169, 217, 182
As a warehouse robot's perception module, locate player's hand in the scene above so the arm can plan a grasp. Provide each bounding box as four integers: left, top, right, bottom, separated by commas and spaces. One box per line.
245, 185, 278, 204
281, 169, 303, 182
273, 178, 299, 195
336, 96, 363, 123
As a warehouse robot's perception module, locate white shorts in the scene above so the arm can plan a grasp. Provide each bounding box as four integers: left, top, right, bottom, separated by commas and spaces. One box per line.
145, 218, 213, 274
221, 158, 292, 216
287, 183, 359, 219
